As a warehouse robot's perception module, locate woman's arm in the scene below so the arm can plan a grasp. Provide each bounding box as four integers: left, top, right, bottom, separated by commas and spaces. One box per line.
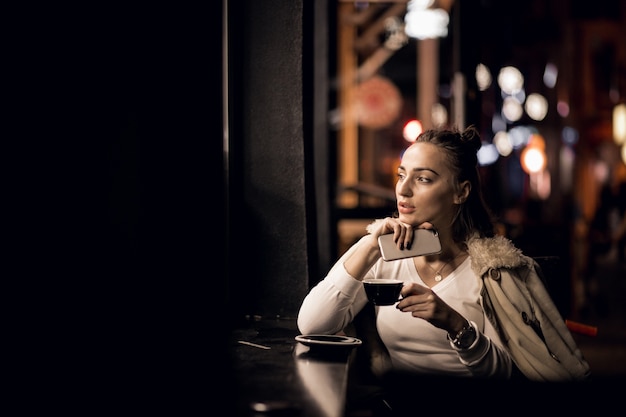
297, 217, 416, 334
297, 236, 374, 334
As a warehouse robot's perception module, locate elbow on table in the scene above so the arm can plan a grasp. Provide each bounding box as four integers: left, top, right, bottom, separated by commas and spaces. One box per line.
297, 313, 338, 335
296, 313, 316, 335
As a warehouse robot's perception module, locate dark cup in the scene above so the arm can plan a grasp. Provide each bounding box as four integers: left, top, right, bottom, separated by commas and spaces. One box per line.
363, 279, 404, 306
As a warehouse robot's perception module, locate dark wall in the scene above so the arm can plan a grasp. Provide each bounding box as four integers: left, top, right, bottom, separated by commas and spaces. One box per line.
18, 1, 325, 372
227, 0, 321, 321
12, 4, 228, 383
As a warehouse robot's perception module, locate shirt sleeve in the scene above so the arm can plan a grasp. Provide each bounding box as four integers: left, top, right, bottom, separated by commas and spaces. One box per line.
297, 238, 372, 335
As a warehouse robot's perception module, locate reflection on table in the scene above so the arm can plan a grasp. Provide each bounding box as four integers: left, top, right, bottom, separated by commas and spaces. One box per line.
294, 342, 352, 417
231, 317, 357, 417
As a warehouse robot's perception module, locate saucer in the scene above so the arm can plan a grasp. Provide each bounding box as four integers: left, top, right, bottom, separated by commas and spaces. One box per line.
295, 334, 362, 347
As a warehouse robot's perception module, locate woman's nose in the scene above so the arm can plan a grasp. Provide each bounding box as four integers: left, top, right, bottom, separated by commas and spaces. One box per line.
397, 181, 412, 196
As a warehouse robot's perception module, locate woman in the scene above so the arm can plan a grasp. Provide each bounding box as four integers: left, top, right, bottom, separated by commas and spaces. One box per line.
298, 126, 589, 381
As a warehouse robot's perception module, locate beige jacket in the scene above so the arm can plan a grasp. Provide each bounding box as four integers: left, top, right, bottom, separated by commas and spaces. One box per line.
467, 234, 591, 381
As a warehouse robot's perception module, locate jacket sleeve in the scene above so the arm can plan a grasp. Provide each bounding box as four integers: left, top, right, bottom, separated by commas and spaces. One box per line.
451, 319, 514, 379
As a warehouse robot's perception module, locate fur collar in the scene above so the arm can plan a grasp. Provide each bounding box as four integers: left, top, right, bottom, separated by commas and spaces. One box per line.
467, 234, 530, 277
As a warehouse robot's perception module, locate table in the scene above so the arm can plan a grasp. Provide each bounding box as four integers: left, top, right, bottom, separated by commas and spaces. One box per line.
231, 316, 356, 417
229, 316, 624, 416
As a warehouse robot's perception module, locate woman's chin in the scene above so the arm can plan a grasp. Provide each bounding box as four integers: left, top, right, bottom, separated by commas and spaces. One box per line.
397, 213, 417, 224
398, 215, 433, 229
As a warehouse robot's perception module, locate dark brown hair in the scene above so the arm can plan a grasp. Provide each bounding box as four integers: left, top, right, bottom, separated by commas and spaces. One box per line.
415, 126, 496, 242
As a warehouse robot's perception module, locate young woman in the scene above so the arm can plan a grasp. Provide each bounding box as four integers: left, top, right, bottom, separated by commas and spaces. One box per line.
298, 126, 589, 382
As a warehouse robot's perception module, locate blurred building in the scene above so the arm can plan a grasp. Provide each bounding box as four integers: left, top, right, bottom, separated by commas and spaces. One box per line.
329, 0, 626, 318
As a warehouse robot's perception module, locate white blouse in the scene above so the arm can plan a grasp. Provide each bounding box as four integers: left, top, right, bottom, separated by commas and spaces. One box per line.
297, 236, 512, 378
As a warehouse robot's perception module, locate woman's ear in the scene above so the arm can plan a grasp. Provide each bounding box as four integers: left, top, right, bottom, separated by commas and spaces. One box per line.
455, 181, 471, 204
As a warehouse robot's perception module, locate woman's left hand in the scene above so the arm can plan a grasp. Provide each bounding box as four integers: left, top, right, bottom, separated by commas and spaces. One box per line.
396, 282, 466, 335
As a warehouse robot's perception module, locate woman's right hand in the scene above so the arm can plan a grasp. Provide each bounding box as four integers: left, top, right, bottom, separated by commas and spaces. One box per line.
368, 217, 432, 251
397, 281, 467, 336
344, 218, 431, 281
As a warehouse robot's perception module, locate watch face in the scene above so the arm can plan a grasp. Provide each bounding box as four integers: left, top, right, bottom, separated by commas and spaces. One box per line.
458, 326, 476, 349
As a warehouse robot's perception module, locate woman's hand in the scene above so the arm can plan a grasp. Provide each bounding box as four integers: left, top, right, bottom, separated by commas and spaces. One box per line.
396, 282, 467, 335
368, 217, 433, 251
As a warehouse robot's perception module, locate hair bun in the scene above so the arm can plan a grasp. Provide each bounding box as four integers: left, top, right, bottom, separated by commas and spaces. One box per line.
460, 126, 482, 153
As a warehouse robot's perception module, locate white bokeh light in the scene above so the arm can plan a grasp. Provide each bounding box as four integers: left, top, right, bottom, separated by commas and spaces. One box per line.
476, 63, 492, 91
404, 0, 449, 40
502, 96, 523, 122
525, 93, 548, 121
477, 143, 499, 166
431, 103, 448, 127
497, 66, 524, 95
493, 131, 513, 156
509, 126, 533, 149
403, 119, 423, 142
543, 63, 558, 88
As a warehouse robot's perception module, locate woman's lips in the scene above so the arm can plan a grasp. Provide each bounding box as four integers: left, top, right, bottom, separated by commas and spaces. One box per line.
397, 202, 415, 214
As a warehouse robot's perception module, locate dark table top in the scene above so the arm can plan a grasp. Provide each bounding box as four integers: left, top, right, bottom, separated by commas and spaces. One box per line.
230, 316, 357, 417
228, 315, 626, 416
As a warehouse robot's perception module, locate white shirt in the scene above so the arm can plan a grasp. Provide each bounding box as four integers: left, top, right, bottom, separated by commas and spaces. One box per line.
297, 236, 512, 378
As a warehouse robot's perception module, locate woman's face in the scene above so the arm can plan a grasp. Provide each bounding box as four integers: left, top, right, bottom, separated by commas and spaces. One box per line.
395, 142, 459, 229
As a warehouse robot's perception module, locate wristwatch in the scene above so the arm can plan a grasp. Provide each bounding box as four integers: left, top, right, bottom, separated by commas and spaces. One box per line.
448, 321, 477, 350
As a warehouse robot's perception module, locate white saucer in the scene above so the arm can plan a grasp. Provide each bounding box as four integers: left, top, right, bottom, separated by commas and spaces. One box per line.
295, 334, 362, 347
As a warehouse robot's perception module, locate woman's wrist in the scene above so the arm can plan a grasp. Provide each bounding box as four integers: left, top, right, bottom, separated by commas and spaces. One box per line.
364, 233, 380, 251
448, 321, 476, 350
344, 235, 383, 279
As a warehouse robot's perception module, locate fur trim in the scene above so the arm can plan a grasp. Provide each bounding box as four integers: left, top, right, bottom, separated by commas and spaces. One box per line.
366, 219, 385, 234
467, 234, 530, 277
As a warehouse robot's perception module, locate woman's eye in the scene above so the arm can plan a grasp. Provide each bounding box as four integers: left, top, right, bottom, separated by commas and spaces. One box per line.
417, 176, 431, 183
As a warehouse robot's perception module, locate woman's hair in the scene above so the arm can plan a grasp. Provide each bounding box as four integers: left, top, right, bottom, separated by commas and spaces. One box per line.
415, 126, 496, 242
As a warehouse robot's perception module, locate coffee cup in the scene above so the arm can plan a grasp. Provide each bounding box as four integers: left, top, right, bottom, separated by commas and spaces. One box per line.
363, 279, 404, 306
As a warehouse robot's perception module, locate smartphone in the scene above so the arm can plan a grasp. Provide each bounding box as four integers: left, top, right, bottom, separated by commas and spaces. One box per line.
378, 229, 442, 261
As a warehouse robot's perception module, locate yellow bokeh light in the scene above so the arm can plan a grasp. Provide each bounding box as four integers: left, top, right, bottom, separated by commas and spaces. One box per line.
614, 103, 626, 145
521, 147, 546, 174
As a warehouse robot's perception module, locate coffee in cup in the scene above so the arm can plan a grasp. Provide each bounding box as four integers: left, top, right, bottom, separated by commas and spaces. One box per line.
363, 279, 404, 306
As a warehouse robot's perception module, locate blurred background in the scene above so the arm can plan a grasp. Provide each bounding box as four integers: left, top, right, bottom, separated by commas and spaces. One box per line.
326, 0, 626, 319
224, 0, 625, 376
328, 0, 626, 377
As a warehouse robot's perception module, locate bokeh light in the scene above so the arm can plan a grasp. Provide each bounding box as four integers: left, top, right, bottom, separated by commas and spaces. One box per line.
476, 63, 492, 91
502, 96, 523, 122
497, 66, 524, 95
561, 126, 579, 146
404, 0, 449, 40
477, 143, 499, 166
403, 119, 423, 142
509, 125, 533, 149
525, 93, 548, 121
491, 114, 507, 133
431, 103, 448, 127
493, 131, 513, 156
543, 63, 558, 88
557, 100, 570, 118
521, 147, 546, 174
613, 103, 626, 145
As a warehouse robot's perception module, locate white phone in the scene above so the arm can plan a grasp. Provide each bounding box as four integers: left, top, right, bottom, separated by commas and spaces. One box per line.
378, 229, 442, 261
